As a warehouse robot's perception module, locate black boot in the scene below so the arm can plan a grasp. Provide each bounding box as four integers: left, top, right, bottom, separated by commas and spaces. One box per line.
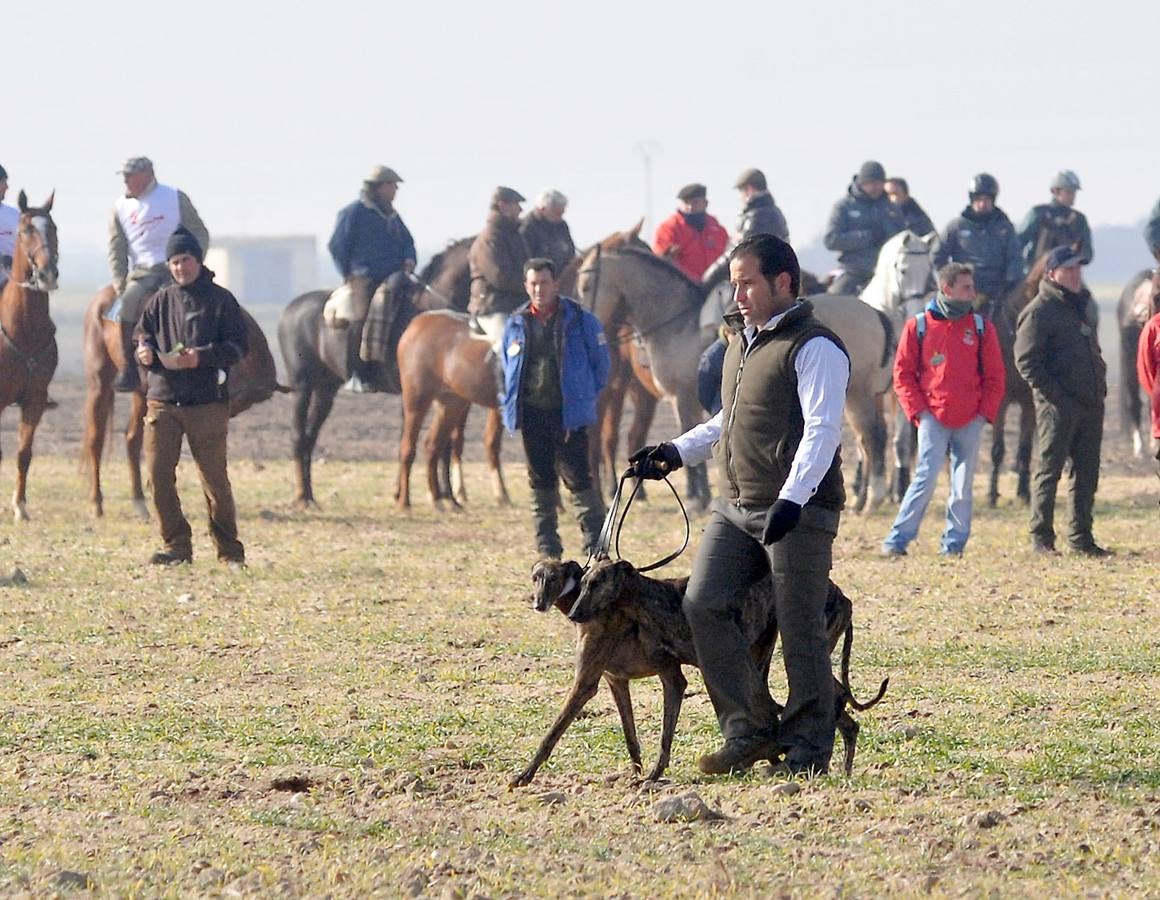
114, 322, 140, 393
570, 486, 606, 557
532, 488, 563, 559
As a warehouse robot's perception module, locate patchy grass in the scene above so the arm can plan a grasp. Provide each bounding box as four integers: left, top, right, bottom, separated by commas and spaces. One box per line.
0, 454, 1157, 897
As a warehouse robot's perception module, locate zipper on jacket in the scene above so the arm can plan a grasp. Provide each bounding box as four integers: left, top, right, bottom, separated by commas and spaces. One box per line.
724, 338, 750, 504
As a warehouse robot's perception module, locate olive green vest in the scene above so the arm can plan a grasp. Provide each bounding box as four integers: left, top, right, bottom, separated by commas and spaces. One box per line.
715, 301, 847, 510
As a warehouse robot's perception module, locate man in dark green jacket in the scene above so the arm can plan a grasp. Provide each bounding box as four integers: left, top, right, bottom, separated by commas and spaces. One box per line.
1016, 170, 1093, 271
1014, 246, 1109, 557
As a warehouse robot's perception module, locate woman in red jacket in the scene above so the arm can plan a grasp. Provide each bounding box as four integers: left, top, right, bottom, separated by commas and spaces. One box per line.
882, 262, 1006, 557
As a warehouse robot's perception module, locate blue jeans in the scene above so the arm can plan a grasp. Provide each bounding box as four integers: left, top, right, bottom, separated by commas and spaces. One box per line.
883, 413, 985, 554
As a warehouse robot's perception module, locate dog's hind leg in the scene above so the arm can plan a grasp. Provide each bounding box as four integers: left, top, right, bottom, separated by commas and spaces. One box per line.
836, 708, 860, 776
645, 667, 687, 783
605, 675, 642, 775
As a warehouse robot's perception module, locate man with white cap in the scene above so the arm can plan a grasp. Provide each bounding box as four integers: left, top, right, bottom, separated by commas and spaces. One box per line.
0, 163, 18, 290
108, 157, 209, 392
327, 165, 416, 389
1015, 245, 1109, 557
1017, 170, 1093, 271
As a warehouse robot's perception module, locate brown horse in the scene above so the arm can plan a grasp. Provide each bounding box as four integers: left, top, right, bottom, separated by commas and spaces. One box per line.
0, 192, 59, 522
81, 284, 282, 518
1116, 267, 1160, 455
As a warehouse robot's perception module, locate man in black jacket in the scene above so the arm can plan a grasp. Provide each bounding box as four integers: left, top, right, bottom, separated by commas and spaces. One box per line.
702, 167, 790, 290
1014, 245, 1109, 557
134, 227, 249, 567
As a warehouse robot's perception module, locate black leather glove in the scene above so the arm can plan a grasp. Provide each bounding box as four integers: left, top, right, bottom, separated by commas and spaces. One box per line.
761, 499, 802, 544
628, 442, 683, 480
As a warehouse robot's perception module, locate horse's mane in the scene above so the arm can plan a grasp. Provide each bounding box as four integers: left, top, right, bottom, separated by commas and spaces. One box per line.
418, 236, 472, 283
611, 243, 702, 291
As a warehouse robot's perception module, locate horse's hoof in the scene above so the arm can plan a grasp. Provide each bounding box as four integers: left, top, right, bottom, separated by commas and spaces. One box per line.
91, 502, 104, 519
495, 494, 512, 507
12, 506, 29, 524
132, 499, 150, 521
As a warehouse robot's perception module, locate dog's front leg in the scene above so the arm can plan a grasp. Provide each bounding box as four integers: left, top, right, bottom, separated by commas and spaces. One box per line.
644, 666, 688, 782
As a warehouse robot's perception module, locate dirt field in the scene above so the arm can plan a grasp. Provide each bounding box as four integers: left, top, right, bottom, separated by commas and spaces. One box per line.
0, 378, 1157, 898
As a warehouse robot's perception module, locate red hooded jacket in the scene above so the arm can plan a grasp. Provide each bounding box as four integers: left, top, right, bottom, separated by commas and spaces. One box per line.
893, 310, 1006, 429
1136, 312, 1160, 440
652, 210, 728, 282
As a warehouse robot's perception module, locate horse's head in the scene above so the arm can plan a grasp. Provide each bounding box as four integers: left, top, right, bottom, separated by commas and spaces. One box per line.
14, 191, 59, 292
892, 230, 937, 307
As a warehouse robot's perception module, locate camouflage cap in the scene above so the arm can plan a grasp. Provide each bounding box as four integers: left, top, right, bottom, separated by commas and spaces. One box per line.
118, 156, 154, 176
677, 183, 707, 201
492, 186, 526, 204
365, 165, 403, 185
733, 168, 767, 191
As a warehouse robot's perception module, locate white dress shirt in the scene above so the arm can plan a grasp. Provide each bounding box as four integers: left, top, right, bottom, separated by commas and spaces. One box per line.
671, 302, 849, 506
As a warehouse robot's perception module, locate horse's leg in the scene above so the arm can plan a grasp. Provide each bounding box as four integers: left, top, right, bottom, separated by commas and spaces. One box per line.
673, 392, 709, 512
448, 410, 469, 505
424, 399, 467, 510
1121, 323, 1144, 455
624, 380, 659, 502
988, 399, 1008, 507
891, 405, 914, 502
12, 403, 47, 522
599, 382, 628, 499
397, 388, 434, 511
292, 380, 339, 509
1016, 397, 1035, 504
845, 394, 887, 512
484, 407, 510, 506
83, 376, 114, 518
126, 391, 149, 520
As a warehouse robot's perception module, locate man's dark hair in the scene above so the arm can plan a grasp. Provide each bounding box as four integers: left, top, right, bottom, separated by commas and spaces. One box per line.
524, 257, 556, 278
885, 176, 909, 193
937, 261, 973, 289
729, 233, 800, 297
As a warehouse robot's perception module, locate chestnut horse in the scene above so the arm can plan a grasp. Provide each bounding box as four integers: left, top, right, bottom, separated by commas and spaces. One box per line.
0, 192, 59, 522
81, 284, 282, 518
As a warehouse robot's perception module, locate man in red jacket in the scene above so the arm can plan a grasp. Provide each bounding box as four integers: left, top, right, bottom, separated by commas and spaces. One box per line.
1136, 275, 1160, 470
653, 183, 728, 282
882, 262, 1006, 557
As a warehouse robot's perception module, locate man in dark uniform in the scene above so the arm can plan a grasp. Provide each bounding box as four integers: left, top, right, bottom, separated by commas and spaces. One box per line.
134, 227, 248, 568
934, 173, 1023, 319
1145, 197, 1160, 262
885, 177, 936, 236
702, 167, 790, 289
327, 165, 416, 389
1014, 246, 1109, 557
824, 160, 906, 294
519, 189, 576, 276
630, 233, 850, 777
1017, 170, 1093, 271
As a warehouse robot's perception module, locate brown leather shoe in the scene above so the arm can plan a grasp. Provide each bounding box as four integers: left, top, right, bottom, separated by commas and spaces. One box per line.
696, 733, 780, 776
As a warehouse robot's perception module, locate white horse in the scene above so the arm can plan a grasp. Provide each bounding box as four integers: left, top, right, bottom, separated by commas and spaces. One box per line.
858, 229, 939, 499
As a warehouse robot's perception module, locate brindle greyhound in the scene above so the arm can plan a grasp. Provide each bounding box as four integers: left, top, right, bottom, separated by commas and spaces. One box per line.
511, 556, 887, 788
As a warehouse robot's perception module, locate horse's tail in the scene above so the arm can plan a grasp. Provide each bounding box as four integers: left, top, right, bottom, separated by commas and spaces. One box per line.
873, 309, 895, 370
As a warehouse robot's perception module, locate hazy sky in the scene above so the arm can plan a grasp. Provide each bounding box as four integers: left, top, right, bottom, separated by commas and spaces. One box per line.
7, 0, 1159, 276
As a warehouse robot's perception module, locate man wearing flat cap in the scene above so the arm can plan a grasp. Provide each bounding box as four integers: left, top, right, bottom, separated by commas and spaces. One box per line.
468, 186, 531, 350
0, 163, 18, 290
823, 160, 905, 294
653, 183, 728, 282
1015, 245, 1109, 558
133, 226, 249, 568
108, 157, 209, 392
702, 167, 790, 290
1017, 170, 1093, 273
327, 165, 417, 388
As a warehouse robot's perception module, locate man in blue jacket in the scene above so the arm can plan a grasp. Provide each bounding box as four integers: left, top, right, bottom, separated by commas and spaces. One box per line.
934, 173, 1023, 319
502, 258, 610, 559
327, 165, 416, 387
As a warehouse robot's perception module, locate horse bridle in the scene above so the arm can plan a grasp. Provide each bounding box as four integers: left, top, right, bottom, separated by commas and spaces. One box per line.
10, 217, 56, 292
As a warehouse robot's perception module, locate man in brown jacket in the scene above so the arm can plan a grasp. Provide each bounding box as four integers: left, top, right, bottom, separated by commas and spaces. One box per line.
468, 186, 530, 349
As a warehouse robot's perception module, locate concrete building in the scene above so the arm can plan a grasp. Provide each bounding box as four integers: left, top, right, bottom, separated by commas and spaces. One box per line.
203, 235, 317, 304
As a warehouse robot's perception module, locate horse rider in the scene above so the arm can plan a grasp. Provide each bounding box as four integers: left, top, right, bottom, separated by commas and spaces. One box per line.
933, 173, 1022, 320
653, 183, 728, 283
108, 157, 209, 393
824, 160, 906, 294
885, 176, 936, 237
519, 189, 576, 276
0, 163, 17, 290
133, 226, 248, 568
1015, 245, 1109, 558
702, 167, 790, 290
630, 233, 849, 778
1145, 197, 1160, 262
468, 186, 531, 351
327, 165, 416, 390
1016, 170, 1093, 272
501, 257, 609, 559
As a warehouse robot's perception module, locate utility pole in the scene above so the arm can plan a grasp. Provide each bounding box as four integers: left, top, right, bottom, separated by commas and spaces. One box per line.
634, 140, 660, 234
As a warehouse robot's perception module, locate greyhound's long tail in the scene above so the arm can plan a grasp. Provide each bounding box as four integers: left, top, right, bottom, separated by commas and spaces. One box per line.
840, 621, 889, 711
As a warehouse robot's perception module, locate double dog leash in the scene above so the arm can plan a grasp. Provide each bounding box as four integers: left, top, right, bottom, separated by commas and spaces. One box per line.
584, 466, 691, 574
